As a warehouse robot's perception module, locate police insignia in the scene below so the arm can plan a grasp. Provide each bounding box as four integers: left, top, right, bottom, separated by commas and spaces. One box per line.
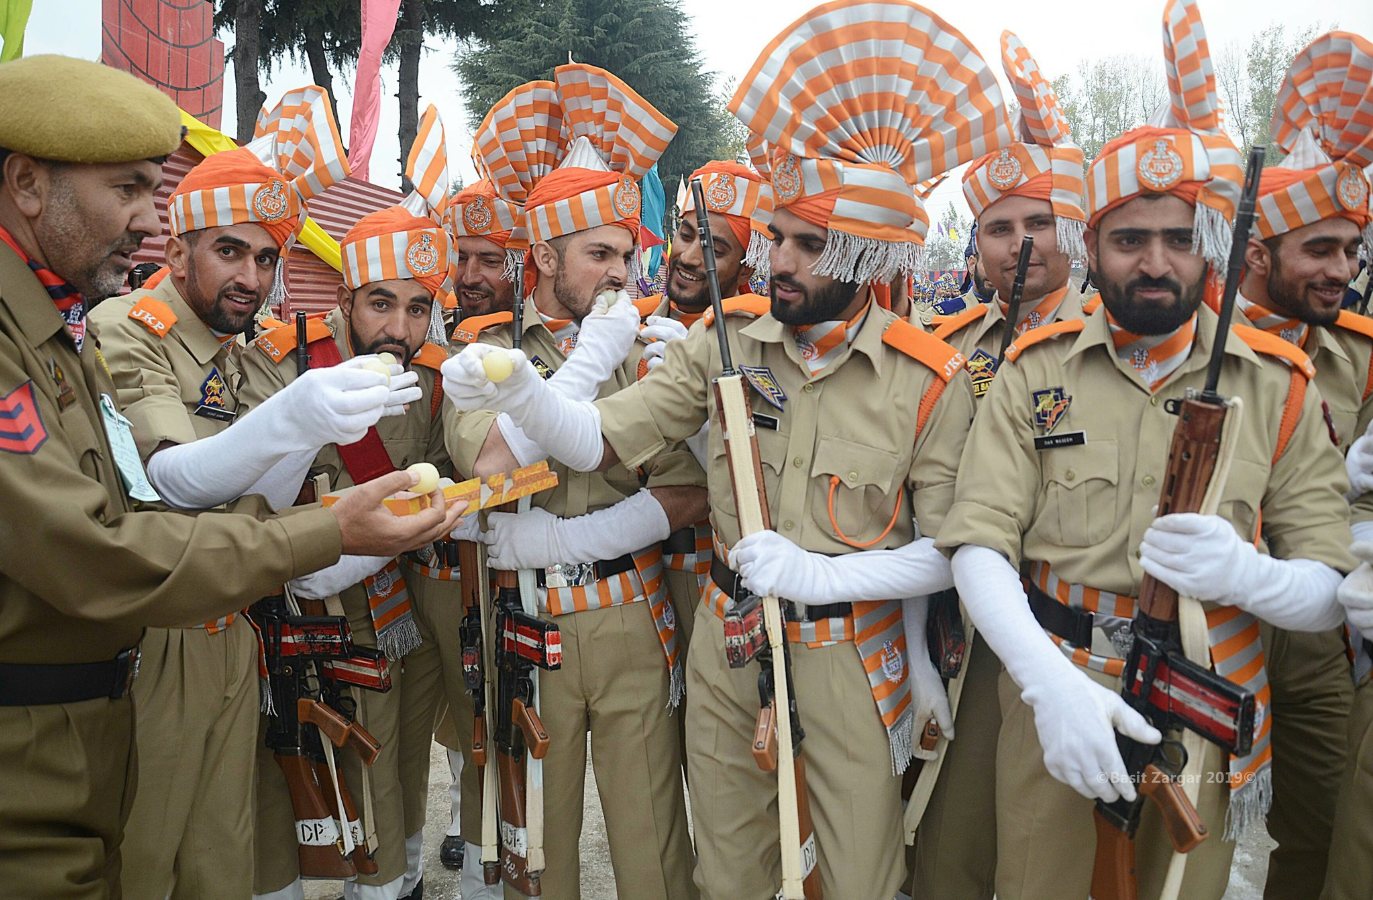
1335, 162, 1369, 212
0, 381, 48, 455
252, 179, 291, 223
1137, 138, 1185, 191
739, 364, 786, 410
195, 367, 236, 421
965, 349, 998, 398
880, 640, 904, 684
1032, 387, 1071, 434
528, 355, 555, 381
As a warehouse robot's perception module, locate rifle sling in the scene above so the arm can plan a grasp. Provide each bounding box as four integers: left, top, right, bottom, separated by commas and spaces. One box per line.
533, 551, 636, 588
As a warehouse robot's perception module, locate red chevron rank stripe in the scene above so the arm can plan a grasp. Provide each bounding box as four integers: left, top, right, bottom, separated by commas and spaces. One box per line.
0, 381, 48, 455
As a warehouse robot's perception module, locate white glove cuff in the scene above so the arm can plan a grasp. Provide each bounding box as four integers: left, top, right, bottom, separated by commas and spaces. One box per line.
291, 554, 391, 600
496, 413, 548, 468
554, 489, 672, 564
1224, 555, 1344, 631
1352, 520, 1373, 544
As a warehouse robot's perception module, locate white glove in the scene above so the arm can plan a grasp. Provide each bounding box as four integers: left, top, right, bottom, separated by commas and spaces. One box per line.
640, 315, 690, 372
1139, 513, 1344, 630
951, 545, 1160, 803
686, 422, 710, 470
243, 447, 318, 511
381, 362, 423, 418
1338, 541, 1373, 633
449, 511, 483, 544
546, 291, 639, 398
441, 345, 604, 472
482, 489, 670, 571
146, 361, 396, 509
728, 531, 954, 605
903, 596, 953, 760
1347, 420, 1373, 497
290, 554, 391, 599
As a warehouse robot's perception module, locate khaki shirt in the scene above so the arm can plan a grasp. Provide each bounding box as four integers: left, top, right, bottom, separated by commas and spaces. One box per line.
596, 296, 975, 553
935, 303, 1356, 595
1301, 314, 1373, 525
0, 244, 340, 665
444, 302, 705, 521
87, 274, 242, 461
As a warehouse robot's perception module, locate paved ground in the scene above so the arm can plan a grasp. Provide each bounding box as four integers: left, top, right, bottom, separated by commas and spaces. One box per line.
304, 740, 1273, 900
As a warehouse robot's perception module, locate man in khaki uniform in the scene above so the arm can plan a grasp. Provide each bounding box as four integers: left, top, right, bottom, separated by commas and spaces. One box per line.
935, 5, 1356, 897
239, 128, 464, 900
446, 66, 704, 900
85, 85, 373, 900
440, 5, 1009, 896
907, 32, 1090, 900
0, 55, 462, 900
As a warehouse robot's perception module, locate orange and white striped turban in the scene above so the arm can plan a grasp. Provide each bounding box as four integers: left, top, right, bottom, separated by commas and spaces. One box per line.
516, 64, 677, 251
681, 160, 774, 277
1256, 31, 1373, 257
169, 85, 349, 248
444, 179, 526, 281
963, 32, 1087, 261
1085, 0, 1243, 269
341, 104, 451, 341
728, 0, 1013, 285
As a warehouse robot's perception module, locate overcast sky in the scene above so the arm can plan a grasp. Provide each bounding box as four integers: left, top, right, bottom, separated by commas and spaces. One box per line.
26, 0, 1373, 219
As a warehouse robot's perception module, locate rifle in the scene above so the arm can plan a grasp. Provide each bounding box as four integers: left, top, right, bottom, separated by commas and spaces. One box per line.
295, 311, 310, 378
1089, 145, 1267, 900
692, 177, 820, 900
457, 538, 502, 887
994, 235, 1035, 369
253, 590, 392, 877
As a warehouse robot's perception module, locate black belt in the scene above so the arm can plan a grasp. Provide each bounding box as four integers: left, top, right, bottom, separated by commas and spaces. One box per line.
534, 552, 637, 588
662, 527, 696, 556
0, 647, 141, 706
709, 557, 852, 623
1027, 581, 1095, 648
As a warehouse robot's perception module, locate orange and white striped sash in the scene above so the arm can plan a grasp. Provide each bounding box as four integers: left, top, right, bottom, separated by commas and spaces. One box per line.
792, 302, 870, 376
540, 545, 683, 705
539, 312, 578, 356
1027, 561, 1272, 832
198, 613, 239, 634
1107, 312, 1197, 391
363, 559, 421, 659
1235, 295, 1308, 347
663, 519, 713, 600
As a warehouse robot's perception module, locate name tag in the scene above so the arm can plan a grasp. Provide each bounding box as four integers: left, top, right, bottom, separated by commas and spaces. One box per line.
99, 393, 161, 502
194, 404, 237, 422
1034, 430, 1086, 451
752, 413, 779, 431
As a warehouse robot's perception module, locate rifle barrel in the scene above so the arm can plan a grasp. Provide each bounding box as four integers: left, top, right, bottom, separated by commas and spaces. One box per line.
295, 311, 309, 378
512, 259, 525, 352
995, 235, 1035, 368
1202, 145, 1266, 400
690, 177, 735, 375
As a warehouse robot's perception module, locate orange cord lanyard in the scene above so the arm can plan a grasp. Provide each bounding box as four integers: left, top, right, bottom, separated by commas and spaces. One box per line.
826, 475, 904, 549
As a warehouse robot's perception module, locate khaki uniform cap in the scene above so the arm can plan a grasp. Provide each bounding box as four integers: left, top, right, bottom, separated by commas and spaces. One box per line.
0, 55, 182, 163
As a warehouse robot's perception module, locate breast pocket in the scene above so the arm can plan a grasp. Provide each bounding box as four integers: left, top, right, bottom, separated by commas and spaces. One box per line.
1215, 458, 1269, 545
809, 435, 903, 544
709, 424, 785, 521
1039, 440, 1119, 547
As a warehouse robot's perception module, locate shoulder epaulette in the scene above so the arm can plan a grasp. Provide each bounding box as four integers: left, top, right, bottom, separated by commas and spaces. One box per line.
412, 343, 449, 371
1081, 294, 1102, 315
931, 304, 988, 341
1334, 310, 1373, 342
1232, 324, 1316, 380
702, 293, 770, 328
881, 318, 966, 382
127, 296, 177, 338
451, 311, 513, 344
258, 315, 288, 330
633, 294, 663, 320
253, 315, 331, 363
1004, 319, 1086, 363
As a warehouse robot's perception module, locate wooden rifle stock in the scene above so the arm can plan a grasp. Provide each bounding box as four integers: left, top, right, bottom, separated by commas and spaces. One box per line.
298, 697, 382, 765
493, 567, 541, 895
311, 758, 377, 875
274, 753, 356, 878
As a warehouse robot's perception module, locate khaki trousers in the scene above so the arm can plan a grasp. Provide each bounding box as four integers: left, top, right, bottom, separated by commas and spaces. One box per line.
1319, 671, 1373, 900
685, 605, 904, 900
1260, 623, 1353, 899
120, 620, 260, 900
0, 695, 137, 899
906, 632, 1000, 899
994, 667, 1234, 900
504, 598, 695, 900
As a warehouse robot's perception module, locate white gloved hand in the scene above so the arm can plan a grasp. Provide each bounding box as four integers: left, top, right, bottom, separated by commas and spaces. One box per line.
483, 489, 670, 571
290, 554, 391, 599
1139, 513, 1343, 630
441, 345, 605, 472
951, 544, 1160, 803
379, 361, 423, 418
544, 291, 640, 399
1347, 421, 1373, 497
729, 531, 954, 605
903, 596, 953, 760
685, 422, 710, 470
449, 511, 483, 544
1339, 541, 1373, 633
640, 315, 690, 372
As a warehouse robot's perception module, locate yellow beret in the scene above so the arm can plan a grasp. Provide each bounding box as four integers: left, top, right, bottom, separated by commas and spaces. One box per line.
0, 55, 183, 164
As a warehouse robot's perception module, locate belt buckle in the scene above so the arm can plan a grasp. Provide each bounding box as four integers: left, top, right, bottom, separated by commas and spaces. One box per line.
544, 563, 595, 589
111, 647, 141, 699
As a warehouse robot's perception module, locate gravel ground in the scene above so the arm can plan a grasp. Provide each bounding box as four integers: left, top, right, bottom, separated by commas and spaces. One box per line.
304, 741, 1272, 900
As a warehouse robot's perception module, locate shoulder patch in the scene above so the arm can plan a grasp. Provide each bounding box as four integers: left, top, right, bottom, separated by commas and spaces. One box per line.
451, 311, 513, 345
127, 296, 177, 339
702, 293, 771, 328
253, 316, 331, 363
1232, 324, 1316, 380
931, 304, 988, 341
412, 343, 449, 371
881, 318, 966, 382
1003, 319, 1086, 363
633, 294, 663, 320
